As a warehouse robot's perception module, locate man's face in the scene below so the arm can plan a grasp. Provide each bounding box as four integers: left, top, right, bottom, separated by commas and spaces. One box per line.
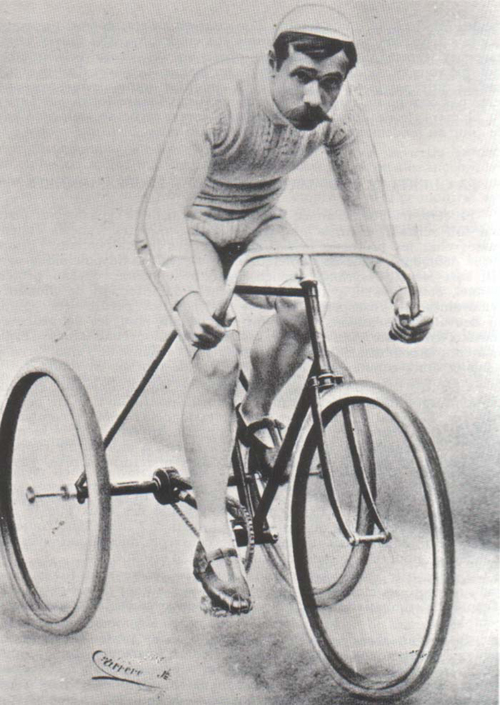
270, 46, 349, 131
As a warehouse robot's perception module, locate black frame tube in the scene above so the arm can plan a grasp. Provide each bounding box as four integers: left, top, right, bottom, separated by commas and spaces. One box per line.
301, 279, 332, 377
75, 330, 178, 491
234, 285, 304, 298
252, 377, 312, 534
104, 330, 178, 449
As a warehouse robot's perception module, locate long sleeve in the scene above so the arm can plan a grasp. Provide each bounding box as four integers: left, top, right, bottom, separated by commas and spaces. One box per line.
325, 85, 406, 300
143, 73, 228, 310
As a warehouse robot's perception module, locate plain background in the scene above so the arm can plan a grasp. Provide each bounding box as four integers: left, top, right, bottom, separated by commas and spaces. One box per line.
0, 1, 498, 703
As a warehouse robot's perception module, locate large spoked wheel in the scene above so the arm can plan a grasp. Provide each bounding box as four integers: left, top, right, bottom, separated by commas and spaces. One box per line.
0, 358, 111, 635
287, 381, 454, 700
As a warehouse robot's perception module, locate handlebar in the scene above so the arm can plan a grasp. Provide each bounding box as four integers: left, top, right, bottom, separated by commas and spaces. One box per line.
214, 248, 420, 322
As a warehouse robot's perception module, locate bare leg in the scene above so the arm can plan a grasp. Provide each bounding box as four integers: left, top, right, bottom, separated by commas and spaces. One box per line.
241, 296, 310, 424
182, 333, 241, 557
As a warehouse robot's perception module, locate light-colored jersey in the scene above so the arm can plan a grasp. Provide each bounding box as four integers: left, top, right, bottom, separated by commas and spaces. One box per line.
142, 56, 403, 309
191, 58, 348, 217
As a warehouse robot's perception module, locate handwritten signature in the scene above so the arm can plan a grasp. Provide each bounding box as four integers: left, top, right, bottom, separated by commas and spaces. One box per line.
92, 650, 171, 689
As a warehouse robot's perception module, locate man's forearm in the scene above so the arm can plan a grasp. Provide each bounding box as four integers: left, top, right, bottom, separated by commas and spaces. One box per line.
328, 130, 406, 300
144, 186, 200, 309
342, 200, 407, 300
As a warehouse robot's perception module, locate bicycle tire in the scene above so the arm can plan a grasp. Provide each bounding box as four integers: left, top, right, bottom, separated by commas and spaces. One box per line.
0, 358, 111, 635
287, 381, 454, 700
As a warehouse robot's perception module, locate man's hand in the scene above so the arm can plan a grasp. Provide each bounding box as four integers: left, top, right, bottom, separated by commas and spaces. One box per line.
389, 288, 433, 344
175, 292, 227, 350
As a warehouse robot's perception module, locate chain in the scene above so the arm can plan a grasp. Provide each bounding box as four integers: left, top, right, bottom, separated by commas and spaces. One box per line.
171, 502, 199, 537
170, 495, 255, 572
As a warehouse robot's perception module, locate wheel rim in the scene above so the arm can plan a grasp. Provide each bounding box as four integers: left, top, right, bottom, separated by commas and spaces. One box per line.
308, 401, 374, 606
288, 384, 454, 698
0, 362, 110, 632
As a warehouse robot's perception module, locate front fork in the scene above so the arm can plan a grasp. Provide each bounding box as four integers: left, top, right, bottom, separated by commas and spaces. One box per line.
302, 275, 391, 547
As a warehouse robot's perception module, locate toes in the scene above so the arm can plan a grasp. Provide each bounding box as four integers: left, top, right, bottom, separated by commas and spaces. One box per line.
230, 594, 252, 615
200, 594, 252, 617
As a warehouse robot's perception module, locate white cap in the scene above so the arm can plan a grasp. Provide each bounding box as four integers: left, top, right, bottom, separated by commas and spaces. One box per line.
273, 4, 355, 45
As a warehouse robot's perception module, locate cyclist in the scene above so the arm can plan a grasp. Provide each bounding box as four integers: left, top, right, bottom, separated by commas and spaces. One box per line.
136, 4, 433, 615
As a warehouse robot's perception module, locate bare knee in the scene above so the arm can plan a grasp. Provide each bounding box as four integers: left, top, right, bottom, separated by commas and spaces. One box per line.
275, 295, 308, 339
272, 276, 308, 340
192, 335, 240, 388
277, 279, 328, 327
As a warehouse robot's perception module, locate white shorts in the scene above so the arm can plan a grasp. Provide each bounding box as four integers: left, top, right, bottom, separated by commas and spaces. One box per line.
141, 206, 321, 355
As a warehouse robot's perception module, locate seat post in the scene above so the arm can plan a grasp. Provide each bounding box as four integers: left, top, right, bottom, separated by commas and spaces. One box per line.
301, 278, 333, 381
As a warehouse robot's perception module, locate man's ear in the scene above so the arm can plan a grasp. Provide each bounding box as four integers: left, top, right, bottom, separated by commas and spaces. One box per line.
268, 49, 277, 74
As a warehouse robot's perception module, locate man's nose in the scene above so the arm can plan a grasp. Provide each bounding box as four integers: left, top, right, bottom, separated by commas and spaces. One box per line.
303, 80, 321, 107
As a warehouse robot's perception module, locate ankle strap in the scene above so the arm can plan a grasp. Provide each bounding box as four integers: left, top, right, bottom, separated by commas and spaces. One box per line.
205, 547, 238, 563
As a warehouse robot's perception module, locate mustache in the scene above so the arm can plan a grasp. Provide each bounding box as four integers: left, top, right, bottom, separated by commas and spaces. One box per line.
288, 105, 332, 126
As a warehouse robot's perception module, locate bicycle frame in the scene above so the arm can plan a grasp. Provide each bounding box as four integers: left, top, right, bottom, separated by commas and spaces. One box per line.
222, 248, 418, 546
4, 245, 453, 696
229, 273, 382, 547
75, 248, 418, 547
231, 274, 336, 537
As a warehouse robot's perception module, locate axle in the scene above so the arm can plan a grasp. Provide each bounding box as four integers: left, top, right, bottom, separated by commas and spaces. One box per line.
25, 467, 278, 547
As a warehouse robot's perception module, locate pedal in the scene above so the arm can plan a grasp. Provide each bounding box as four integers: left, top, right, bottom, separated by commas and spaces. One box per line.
231, 524, 248, 548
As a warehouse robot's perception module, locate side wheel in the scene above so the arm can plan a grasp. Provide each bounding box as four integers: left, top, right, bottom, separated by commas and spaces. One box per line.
287, 381, 454, 700
0, 358, 111, 635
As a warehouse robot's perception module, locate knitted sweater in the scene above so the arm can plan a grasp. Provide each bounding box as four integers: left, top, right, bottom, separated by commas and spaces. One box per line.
143, 56, 403, 309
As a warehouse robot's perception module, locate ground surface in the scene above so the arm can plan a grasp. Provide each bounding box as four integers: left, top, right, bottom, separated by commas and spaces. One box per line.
0, 1, 498, 703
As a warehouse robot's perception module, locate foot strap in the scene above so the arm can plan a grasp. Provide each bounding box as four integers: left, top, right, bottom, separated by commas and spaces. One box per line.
204, 547, 238, 582
205, 547, 238, 562
193, 541, 252, 615
236, 405, 284, 450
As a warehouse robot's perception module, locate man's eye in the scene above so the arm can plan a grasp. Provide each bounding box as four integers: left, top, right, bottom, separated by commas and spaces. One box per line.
321, 78, 342, 91
295, 71, 312, 84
